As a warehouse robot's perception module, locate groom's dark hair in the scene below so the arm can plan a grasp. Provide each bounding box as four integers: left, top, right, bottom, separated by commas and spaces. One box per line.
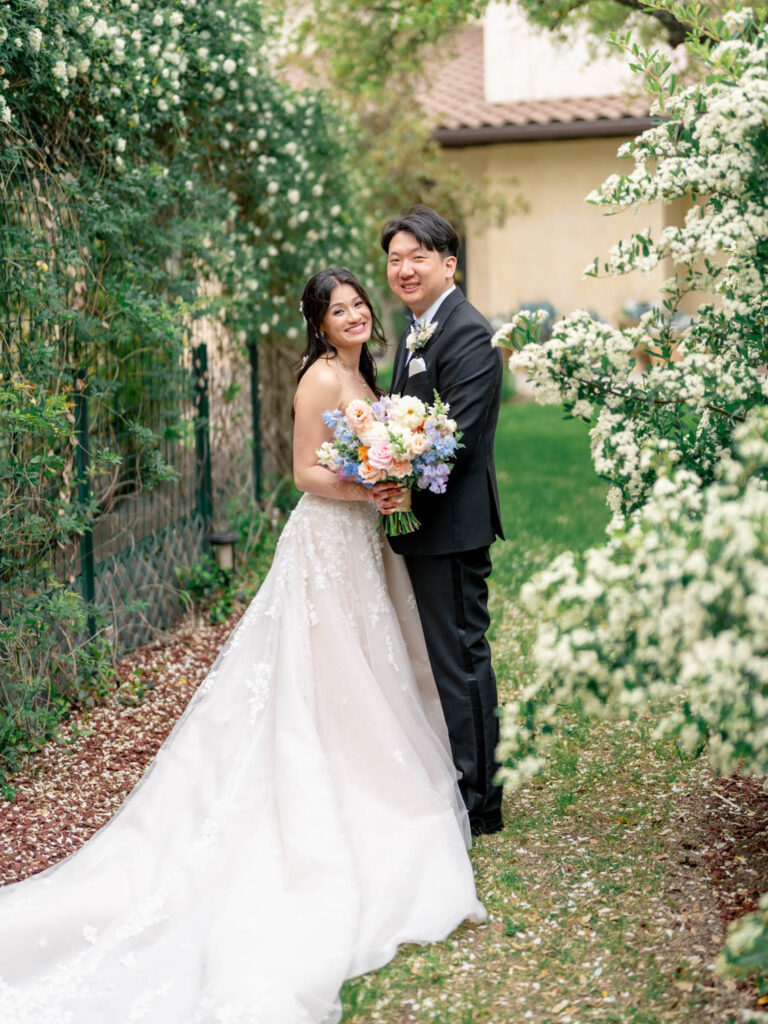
381, 205, 459, 259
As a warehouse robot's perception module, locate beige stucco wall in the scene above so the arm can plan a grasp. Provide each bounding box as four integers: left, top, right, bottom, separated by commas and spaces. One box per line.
448, 136, 682, 325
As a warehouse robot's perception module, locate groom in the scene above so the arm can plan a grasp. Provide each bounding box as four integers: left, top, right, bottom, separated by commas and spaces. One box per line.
381, 205, 505, 835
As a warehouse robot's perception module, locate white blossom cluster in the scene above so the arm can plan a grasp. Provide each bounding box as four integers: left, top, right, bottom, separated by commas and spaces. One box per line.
498, 405, 768, 781
504, 309, 765, 516
719, 891, 768, 999
591, 20, 768, 322
0, 0, 371, 341
496, 16, 768, 516
496, 7, 768, 985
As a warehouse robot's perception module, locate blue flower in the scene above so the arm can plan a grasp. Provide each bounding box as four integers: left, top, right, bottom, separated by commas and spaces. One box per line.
322, 408, 344, 429
432, 436, 458, 459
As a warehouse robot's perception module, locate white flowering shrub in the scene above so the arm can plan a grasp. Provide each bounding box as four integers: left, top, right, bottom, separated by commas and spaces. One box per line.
494, 5, 768, 519
719, 892, 768, 1002
0, 0, 368, 334
493, 4, 768, 984
498, 407, 768, 782
0, 0, 370, 787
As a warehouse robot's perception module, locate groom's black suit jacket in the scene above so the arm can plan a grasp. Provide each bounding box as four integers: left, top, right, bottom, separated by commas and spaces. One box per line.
389, 288, 505, 556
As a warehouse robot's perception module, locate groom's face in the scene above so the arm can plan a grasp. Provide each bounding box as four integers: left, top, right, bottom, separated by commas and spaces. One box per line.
386, 231, 456, 318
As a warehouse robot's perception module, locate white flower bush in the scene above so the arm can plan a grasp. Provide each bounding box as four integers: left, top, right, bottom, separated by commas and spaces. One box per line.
499, 407, 768, 781
495, 7, 768, 519
494, 4, 768, 985
0, 0, 370, 341
0, 0, 373, 779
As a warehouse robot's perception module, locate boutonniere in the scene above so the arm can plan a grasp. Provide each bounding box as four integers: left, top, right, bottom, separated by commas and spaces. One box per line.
406, 320, 438, 354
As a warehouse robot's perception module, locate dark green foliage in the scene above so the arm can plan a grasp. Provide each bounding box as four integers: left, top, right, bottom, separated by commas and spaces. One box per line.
0, 0, 369, 787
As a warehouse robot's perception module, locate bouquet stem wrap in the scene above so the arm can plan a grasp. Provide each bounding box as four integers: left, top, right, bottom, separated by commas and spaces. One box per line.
381, 487, 420, 536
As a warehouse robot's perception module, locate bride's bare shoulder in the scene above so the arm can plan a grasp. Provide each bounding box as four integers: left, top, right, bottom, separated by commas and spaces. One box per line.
294, 358, 342, 412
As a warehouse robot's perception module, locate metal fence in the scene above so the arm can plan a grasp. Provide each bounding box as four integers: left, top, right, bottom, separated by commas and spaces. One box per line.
1, 149, 263, 657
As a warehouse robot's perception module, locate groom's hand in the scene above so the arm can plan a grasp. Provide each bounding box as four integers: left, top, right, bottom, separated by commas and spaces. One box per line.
371, 481, 404, 514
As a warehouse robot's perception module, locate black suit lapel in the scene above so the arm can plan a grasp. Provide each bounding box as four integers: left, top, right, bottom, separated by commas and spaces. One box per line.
392, 289, 466, 394
391, 330, 409, 394
419, 289, 465, 351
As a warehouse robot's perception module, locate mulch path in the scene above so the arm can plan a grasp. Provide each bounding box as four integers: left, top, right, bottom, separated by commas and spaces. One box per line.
705, 776, 768, 926
0, 609, 237, 885
655, 773, 768, 1020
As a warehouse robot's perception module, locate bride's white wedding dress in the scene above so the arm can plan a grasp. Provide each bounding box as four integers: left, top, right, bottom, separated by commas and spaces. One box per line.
0, 494, 485, 1024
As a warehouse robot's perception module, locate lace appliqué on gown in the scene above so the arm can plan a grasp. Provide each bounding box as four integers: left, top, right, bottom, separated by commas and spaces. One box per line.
0, 494, 485, 1024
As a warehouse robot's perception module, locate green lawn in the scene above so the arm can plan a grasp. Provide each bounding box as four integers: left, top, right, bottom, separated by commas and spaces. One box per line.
340, 401, 746, 1024
492, 402, 609, 598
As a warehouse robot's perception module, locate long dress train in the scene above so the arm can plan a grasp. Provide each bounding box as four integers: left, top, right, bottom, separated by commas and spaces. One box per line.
0, 494, 485, 1024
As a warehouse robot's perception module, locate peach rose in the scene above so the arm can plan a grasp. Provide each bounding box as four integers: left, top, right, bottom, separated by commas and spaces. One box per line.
358, 421, 388, 446
344, 399, 373, 436
359, 460, 385, 484
407, 433, 428, 457
389, 459, 412, 479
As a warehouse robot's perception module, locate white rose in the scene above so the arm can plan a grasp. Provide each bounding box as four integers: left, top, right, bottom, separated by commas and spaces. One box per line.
358, 421, 388, 446
223, 58, 237, 74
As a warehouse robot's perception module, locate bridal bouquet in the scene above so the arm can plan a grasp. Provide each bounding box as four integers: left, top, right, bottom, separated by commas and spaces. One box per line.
317, 392, 461, 535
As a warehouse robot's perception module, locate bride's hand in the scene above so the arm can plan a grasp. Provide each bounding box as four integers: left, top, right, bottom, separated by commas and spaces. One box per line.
371, 481, 404, 514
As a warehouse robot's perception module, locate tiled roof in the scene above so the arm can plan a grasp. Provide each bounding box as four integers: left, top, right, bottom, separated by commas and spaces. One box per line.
422, 26, 652, 143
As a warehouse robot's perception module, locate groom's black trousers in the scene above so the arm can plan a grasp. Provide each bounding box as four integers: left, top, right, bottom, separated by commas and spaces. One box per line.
404, 547, 503, 831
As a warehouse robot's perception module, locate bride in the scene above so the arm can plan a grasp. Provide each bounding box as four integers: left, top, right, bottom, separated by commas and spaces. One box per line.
0, 267, 486, 1024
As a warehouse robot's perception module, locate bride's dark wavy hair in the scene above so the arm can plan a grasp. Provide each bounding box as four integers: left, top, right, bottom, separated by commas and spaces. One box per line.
295, 267, 385, 396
